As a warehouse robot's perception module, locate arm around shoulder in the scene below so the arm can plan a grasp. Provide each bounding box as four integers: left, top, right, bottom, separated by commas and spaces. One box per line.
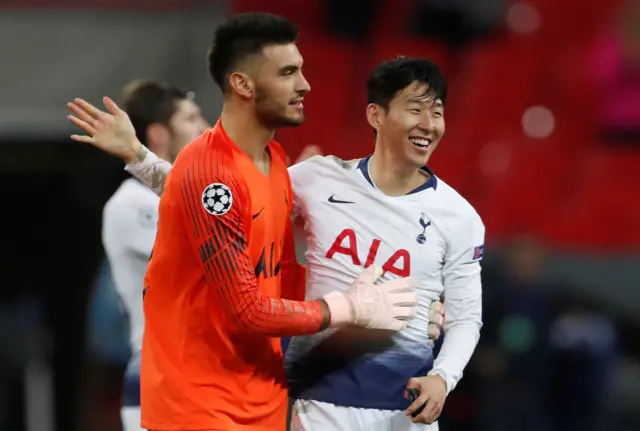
177, 155, 330, 337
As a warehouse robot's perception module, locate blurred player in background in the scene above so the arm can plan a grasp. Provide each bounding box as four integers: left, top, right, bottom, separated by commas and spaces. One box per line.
101, 80, 208, 431
68, 13, 420, 431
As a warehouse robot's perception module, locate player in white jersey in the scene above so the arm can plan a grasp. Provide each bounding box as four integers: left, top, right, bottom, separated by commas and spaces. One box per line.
99, 80, 209, 431
284, 58, 483, 430
66, 58, 466, 430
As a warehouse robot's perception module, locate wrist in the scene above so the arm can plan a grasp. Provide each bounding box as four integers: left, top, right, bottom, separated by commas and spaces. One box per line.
322, 292, 354, 328
316, 299, 331, 330
427, 369, 449, 393
123, 139, 144, 165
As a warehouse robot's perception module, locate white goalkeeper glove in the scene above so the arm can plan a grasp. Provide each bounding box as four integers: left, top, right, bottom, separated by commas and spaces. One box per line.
323, 265, 417, 331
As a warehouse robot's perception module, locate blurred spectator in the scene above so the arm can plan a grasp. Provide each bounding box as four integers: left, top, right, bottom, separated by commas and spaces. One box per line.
592, 0, 640, 142
473, 235, 554, 431
0, 298, 40, 430
86, 260, 130, 366
549, 298, 617, 431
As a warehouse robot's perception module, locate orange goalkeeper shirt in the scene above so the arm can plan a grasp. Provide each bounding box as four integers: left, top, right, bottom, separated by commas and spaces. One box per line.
140, 120, 322, 431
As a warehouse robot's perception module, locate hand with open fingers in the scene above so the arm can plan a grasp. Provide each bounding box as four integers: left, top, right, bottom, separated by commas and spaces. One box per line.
404, 375, 447, 424
323, 265, 418, 331
66, 97, 141, 163
427, 299, 445, 341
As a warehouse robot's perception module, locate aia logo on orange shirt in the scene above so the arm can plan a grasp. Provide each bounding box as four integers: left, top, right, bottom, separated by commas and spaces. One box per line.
254, 241, 281, 280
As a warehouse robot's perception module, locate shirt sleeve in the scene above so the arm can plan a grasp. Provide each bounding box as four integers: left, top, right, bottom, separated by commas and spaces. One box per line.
178, 155, 325, 338
124, 147, 172, 197
431, 210, 485, 394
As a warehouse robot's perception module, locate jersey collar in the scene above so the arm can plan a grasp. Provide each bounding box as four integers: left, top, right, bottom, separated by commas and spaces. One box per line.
356, 155, 438, 195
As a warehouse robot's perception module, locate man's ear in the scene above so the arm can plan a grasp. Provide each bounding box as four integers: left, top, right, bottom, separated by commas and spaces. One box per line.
366, 103, 383, 132
229, 72, 254, 99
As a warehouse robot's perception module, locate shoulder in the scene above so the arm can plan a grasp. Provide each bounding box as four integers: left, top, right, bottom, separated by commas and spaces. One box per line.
433, 177, 484, 232
171, 131, 252, 219
104, 180, 159, 221
172, 129, 247, 192
174, 129, 235, 170
103, 180, 159, 236
288, 155, 359, 183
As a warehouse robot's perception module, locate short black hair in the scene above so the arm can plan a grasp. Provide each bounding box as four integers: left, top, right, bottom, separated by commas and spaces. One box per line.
121, 80, 189, 146
207, 13, 299, 92
367, 57, 447, 110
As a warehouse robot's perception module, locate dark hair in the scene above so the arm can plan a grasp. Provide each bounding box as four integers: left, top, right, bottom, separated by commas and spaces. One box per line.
367, 57, 447, 110
207, 13, 299, 92
121, 80, 189, 146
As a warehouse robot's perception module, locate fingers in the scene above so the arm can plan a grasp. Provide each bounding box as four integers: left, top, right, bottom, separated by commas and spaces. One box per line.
405, 377, 421, 390
427, 323, 441, 340
405, 377, 445, 424
387, 319, 407, 331
430, 300, 445, 315
378, 277, 415, 293
357, 265, 383, 285
428, 301, 445, 327
404, 382, 429, 418
70, 134, 96, 144
392, 306, 416, 320
406, 396, 429, 419
73, 98, 105, 119
67, 102, 97, 127
389, 291, 418, 307
413, 397, 443, 424
67, 114, 96, 136
103, 96, 124, 116
371, 265, 383, 281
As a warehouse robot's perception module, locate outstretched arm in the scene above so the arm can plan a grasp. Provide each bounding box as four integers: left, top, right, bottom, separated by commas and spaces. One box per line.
124, 146, 172, 197
66, 97, 172, 197
124, 144, 322, 198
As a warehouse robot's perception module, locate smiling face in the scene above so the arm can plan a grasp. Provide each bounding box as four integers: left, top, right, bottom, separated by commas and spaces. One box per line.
252, 43, 311, 128
365, 57, 447, 169
207, 13, 310, 131
370, 81, 445, 167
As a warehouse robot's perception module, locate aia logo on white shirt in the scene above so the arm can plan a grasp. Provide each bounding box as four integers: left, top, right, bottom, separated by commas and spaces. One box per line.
325, 228, 410, 277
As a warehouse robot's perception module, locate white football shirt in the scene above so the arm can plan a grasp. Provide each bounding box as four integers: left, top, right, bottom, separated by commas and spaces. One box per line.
284, 155, 484, 410
102, 178, 159, 353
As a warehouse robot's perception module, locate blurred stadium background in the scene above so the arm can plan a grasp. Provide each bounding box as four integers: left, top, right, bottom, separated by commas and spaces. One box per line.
1, 0, 639, 430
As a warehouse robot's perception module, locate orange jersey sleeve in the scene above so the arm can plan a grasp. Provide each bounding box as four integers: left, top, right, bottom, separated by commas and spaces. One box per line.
179, 136, 323, 337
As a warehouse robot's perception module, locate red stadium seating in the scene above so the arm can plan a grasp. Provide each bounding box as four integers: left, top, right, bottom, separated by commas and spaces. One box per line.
274, 38, 357, 161
232, 0, 324, 35
229, 0, 635, 249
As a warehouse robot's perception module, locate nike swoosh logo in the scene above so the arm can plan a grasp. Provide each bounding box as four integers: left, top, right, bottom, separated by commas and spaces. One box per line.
328, 195, 354, 204
252, 207, 265, 220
